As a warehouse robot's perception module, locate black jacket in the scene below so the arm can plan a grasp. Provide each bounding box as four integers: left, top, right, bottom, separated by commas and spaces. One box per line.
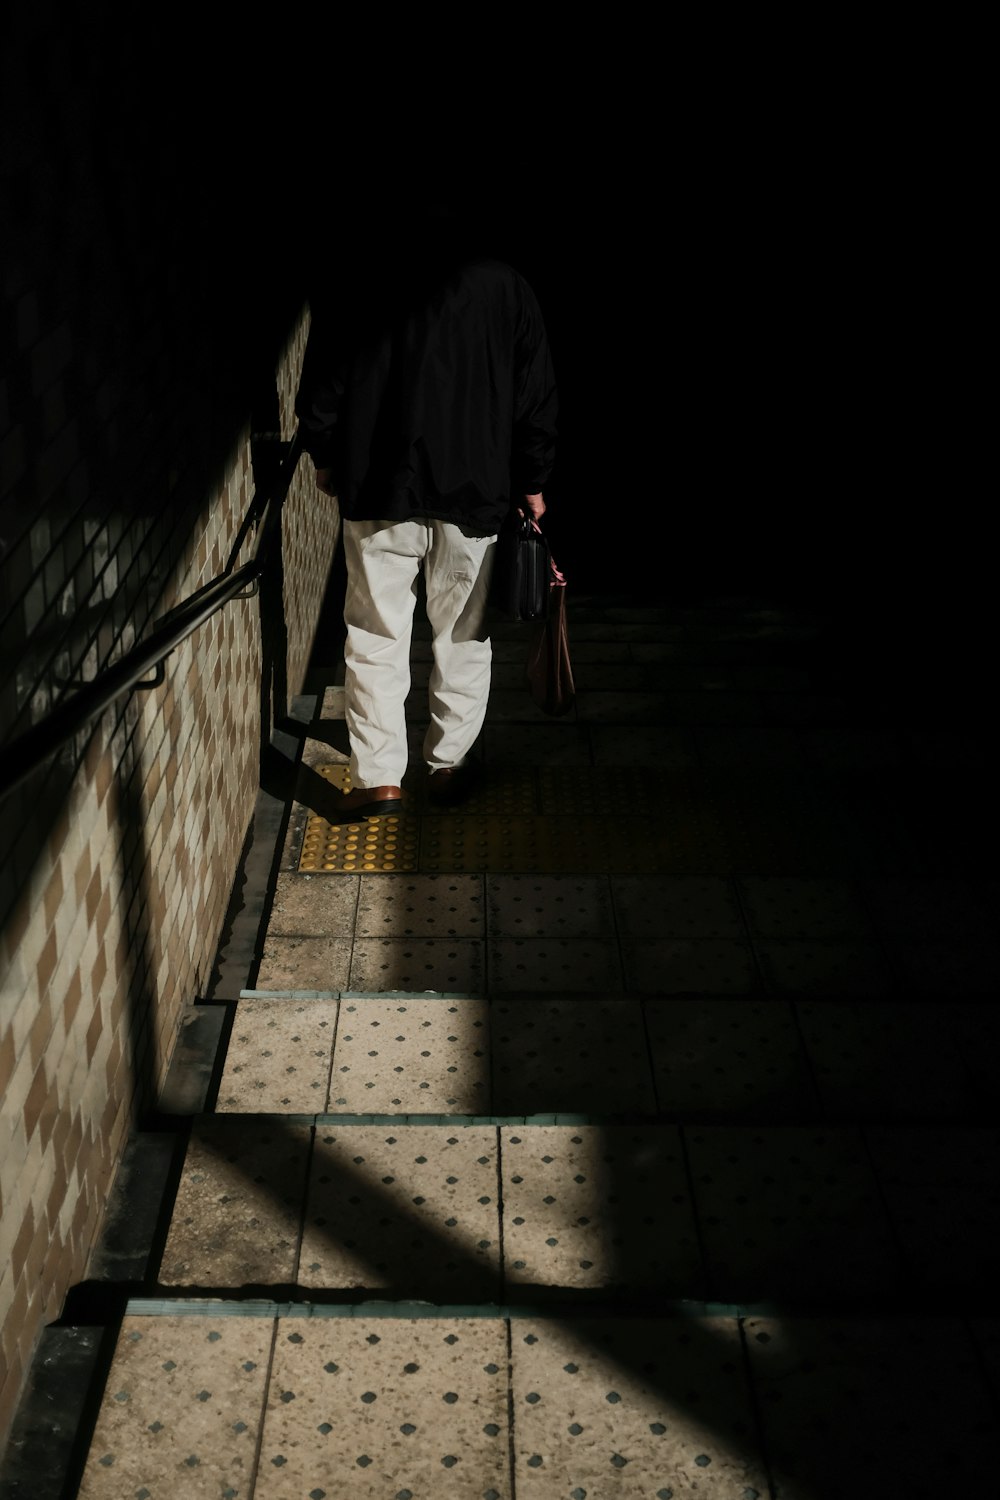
295, 248, 557, 536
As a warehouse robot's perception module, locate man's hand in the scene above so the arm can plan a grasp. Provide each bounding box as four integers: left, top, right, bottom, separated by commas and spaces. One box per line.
315, 467, 337, 496
519, 492, 546, 522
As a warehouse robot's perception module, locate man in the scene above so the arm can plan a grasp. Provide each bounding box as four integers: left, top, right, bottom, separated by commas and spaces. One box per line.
295, 204, 558, 817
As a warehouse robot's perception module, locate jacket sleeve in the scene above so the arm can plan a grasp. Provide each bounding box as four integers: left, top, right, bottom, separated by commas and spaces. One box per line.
511, 277, 558, 493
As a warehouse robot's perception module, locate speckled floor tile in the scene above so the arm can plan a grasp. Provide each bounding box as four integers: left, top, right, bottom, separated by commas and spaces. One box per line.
486, 876, 616, 937
865, 1126, 1000, 1295
491, 999, 656, 1114
646, 999, 818, 1120
266, 872, 360, 936
216, 999, 338, 1113
299, 1125, 500, 1298
77, 1314, 273, 1500
510, 1317, 768, 1499
797, 1001, 973, 1121
500, 1126, 702, 1292
355, 875, 485, 937
745, 1316, 997, 1498
753, 940, 894, 997
488, 939, 623, 993
589, 726, 698, 767
621, 940, 758, 995
685, 1126, 901, 1300
328, 997, 489, 1112
737, 877, 873, 938
612, 876, 745, 938
256, 935, 353, 991
159, 1118, 312, 1287
349, 939, 485, 992
255, 1317, 510, 1500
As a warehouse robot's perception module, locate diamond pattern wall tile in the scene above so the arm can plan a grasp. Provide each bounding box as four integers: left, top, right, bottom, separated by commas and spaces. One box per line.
737, 877, 874, 938
685, 1126, 901, 1300
256, 935, 353, 991
744, 1316, 997, 1498
488, 939, 623, 993
797, 1001, 974, 1122
500, 1126, 702, 1292
753, 941, 895, 997
866, 1126, 1000, 1295
159, 1118, 312, 1287
348, 939, 484, 992
487, 876, 615, 938
77, 1314, 273, 1500
267, 873, 360, 936
354, 875, 485, 937
491, 1000, 656, 1115
621, 939, 758, 995
612, 876, 745, 938
216, 999, 338, 1113
328, 998, 489, 1112
254, 1317, 510, 1500
299, 1126, 501, 1299
646, 999, 819, 1121
510, 1317, 768, 1499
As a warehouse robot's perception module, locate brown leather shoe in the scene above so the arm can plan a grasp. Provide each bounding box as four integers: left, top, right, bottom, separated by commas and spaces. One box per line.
427, 764, 480, 807
335, 784, 404, 820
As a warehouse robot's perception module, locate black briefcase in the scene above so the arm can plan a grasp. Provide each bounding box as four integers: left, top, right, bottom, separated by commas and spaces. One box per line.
489, 511, 550, 621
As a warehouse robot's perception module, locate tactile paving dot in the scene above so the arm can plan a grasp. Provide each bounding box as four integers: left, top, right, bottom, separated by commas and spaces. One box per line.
500, 1126, 702, 1291
328, 998, 489, 1112
299, 1126, 500, 1299
621, 939, 758, 995
216, 999, 338, 1113
355, 875, 485, 937
491, 1000, 656, 1114
612, 875, 745, 938
254, 1318, 509, 1500
510, 1318, 768, 1499
737, 877, 874, 938
646, 999, 818, 1120
159, 1118, 312, 1287
684, 1126, 901, 1301
744, 1316, 997, 1497
299, 767, 419, 872
348, 939, 485, 992
77, 1314, 273, 1500
486, 876, 615, 937
423, 763, 537, 816
489, 938, 623, 992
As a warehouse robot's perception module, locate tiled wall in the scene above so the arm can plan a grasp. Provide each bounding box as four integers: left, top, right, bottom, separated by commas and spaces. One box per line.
0, 12, 340, 1442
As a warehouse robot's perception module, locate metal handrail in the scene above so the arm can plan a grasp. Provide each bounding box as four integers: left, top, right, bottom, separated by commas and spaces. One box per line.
0, 431, 305, 802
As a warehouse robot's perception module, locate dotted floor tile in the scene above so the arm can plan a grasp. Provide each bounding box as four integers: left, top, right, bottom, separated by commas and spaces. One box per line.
589, 726, 698, 767
491, 1000, 656, 1115
500, 1126, 702, 1292
328, 997, 489, 1112
884, 939, 1000, 996
745, 1316, 997, 1498
255, 935, 353, 991
945, 1001, 1000, 1101
477, 688, 575, 723
797, 1001, 974, 1122
354, 874, 485, 937
799, 727, 902, 771
535, 768, 671, 816
663, 691, 765, 726
159, 1119, 312, 1288
298, 766, 420, 872
737, 877, 874, 938
488, 938, 623, 993
348, 939, 484, 992
299, 1126, 500, 1299
254, 1317, 509, 1500
612, 876, 745, 938
510, 1318, 768, 1499
486, 875, 616, 937
422, 764, 537, 816
865, 1126, 1000, 1295
266, 873, 360, 936
694, 726, 806, 767
753, 941, 895, 997
646, 999, 819, 1121
216, 999, 338, 1113
482, 724, 593, 765
862, 876, 995, 941
77, 1314, 273, 1500
621, 939, 759, 995
685, 1126, 901, 1301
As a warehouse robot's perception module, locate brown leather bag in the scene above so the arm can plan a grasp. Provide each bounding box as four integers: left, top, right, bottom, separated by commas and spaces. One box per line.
526, 582, 575, 716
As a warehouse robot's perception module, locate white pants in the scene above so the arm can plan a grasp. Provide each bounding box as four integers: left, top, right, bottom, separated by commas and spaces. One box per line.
342, 518, 497, 787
